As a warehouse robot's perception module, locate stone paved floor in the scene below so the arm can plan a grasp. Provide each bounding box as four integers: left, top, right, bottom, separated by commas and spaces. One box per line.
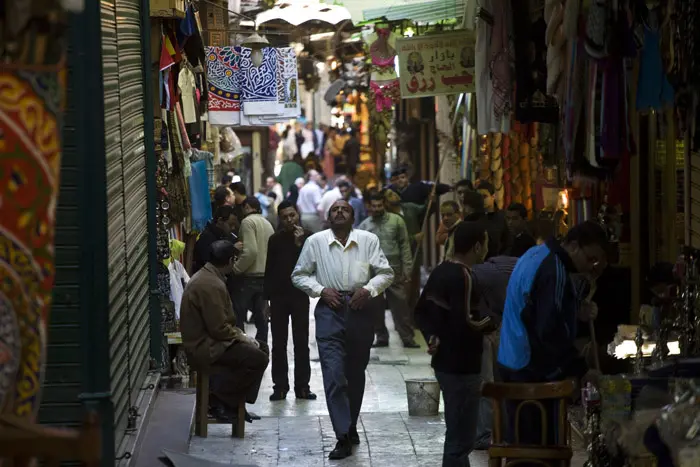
189, 298, 586, 466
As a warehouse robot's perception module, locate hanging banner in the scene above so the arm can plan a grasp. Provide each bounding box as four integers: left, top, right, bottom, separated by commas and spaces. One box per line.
396, 30, 476, 99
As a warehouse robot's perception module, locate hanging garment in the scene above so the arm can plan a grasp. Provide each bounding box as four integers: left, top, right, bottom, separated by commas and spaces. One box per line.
178, 66, 198, 124
239, 46, 281, 119
205, 46, 241, 125
188, 160, 212, 232
636, 25, 675, 111
366, 27, 400, 112
168, 260, 189, 320
489, 0, 515, 120
258, 47, 300, 123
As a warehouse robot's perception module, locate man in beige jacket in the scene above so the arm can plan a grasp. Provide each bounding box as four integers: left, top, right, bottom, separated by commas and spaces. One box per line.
181, 240, 269, 425
233, 197, 275, 342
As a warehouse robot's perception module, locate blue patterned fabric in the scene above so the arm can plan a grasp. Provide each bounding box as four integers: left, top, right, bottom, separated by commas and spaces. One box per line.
239, 47, 278, 103
189, 160, 212, 232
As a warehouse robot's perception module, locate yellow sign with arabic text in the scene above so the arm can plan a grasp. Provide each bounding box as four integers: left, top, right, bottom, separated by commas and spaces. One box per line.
396, 30, 476, 99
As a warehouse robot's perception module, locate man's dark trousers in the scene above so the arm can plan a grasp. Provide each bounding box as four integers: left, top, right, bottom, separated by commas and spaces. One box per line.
270, 294, 311, 393
315, 293, 374, 438
234, 276, 269, 342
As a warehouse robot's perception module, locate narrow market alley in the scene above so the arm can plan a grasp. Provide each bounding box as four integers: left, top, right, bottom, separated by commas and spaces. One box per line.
173, 299, 587, 467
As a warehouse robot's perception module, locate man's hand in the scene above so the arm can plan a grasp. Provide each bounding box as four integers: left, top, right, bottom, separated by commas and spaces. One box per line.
321, 288, 342, 309
414, 232, 425, 242
349, 288, 371, 310
578, 301, 598, 322
293, 225, 305, 247
234, 241, 244, 251
245, 335, 260, 348
428, 335, 440, 355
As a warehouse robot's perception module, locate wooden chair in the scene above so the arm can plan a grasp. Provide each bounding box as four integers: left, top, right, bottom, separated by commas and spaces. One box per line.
0, 412, 101, 466
193, 367, 246, 438
482, 380, 575, 467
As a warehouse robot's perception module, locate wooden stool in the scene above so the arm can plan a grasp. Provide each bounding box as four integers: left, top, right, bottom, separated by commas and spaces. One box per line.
482, 380, 575, 467
193, 367, 246, 438
0, 411, 101, 466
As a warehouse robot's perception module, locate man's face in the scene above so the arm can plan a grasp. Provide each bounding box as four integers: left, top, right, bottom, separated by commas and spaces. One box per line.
225, 189, 235, 206
456, 185, 471, 206
505, 210, 526, 234
329, 201, 354, 227
384, 191, 401, 212
478, 189, 495, 210
396, 173, 409, 190
242, 204, 256, 217
279, 206, 299, 231
390, 175, 398, 186
217, 214, 238, 235
266, 177, 275, 189
339, 185, 351, 200
569, 242, 608, 278
441, 205, 460, 229
370, 200, 385, 218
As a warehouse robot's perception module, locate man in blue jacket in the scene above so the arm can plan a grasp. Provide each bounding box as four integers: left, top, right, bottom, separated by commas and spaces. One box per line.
498, 221, 608, 444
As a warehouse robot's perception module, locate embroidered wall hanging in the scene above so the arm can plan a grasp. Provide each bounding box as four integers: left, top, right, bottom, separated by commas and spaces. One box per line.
206, 46, 241, 125
239, 46, 281, 118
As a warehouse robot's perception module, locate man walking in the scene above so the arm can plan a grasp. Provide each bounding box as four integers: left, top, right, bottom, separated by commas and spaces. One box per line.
358, 193, 419, 348
181, 240, 269, 427
233, 197, 275, 342
292, 200, 394, 460
264, 201, 317, 401
297, 170, 324, 233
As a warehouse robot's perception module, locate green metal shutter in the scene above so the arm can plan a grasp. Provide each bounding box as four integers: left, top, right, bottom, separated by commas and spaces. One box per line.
101, 0, 151, 453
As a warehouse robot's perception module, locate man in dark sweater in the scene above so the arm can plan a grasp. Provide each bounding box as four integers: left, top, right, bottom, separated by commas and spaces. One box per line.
498, 221, 608, 445
475, 180, 509, 258
192, 205, 240, 275
504, 202, 536, 257
389, 166, 452, 205
264, 201, 317, 401
415, 221, 494, 467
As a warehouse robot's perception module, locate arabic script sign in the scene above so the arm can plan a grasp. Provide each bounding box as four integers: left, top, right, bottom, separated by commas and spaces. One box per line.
396, 30, 476, 99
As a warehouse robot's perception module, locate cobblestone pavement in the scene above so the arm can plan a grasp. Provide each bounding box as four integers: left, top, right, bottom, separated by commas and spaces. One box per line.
189, 298, 586, 466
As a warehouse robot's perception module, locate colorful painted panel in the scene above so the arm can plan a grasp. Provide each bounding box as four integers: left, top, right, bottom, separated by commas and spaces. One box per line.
0, 67, 64, 418
206, 46, 242, 126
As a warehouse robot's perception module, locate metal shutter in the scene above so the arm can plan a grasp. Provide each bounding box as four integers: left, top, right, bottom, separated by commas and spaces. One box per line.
101, 0, 150, 452
690, 150, 700, 249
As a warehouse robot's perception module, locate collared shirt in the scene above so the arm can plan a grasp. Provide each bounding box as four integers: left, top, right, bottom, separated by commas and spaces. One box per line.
291, 228, 394, 298
297, 181, 323, 215
357, 212, 412, 278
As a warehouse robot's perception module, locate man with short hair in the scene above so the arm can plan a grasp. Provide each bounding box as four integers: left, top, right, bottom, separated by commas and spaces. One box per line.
499, 221, 608, 445
415, 221, 494, 467
358, 193, 418, 348
192, 205, 240, 275
292, 200, 394, 460
454, 179, 474, 208
390, 166, 452, 205
297, 170, 324, 233
475, 180, 509, 258
338, 180, 366, 227
233, 197, 275, 342
440, 200, 463, 261
264, 201, 316, 401
181, 240, 269, 427
230, 181, 248, 221
505, 202, 536, 257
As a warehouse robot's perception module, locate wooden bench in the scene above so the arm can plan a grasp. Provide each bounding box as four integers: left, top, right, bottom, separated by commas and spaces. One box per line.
482, 380, 575, 467
193, 367, 246, 438
0, 412, 101, 466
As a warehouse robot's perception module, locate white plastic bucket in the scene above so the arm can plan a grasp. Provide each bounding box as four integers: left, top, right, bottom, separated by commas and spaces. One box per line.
405, 377, 440, 416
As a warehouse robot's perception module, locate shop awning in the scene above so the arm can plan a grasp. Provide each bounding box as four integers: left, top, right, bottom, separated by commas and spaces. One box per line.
254, 0, 352, 26
362, 0, 465, 23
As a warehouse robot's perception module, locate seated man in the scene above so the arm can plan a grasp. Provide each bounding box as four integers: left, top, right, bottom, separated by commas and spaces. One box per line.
181, 240, 269, 423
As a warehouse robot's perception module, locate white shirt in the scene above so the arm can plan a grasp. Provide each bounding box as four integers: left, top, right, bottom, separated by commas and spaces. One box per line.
318, 187, 343, 220
168, 260, 190, 319
297, 181, 323, 215
291, 229, 394, 298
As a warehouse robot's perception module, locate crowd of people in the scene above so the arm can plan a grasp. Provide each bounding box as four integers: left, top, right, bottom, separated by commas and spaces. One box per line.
179, 157, 612, 465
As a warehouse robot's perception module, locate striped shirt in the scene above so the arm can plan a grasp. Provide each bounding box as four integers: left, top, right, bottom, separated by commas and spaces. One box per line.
471, 256, 518, 320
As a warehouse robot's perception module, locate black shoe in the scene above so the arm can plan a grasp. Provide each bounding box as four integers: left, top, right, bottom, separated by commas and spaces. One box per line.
328, 436, 353, 460
270, 390, 288, 401
245, 410, 261, 423
403, 340, 420, 348
349, 427, 361, 445
295, 390, 317, 400
372, 340, 389, 348
208, 405, 234, 423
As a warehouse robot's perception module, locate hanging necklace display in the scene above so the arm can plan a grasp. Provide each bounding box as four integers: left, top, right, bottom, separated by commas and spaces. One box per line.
583, 383, 612, 467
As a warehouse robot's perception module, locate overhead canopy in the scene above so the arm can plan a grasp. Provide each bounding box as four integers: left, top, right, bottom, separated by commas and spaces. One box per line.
255, 0, 352, 26
363, 0, 465, 23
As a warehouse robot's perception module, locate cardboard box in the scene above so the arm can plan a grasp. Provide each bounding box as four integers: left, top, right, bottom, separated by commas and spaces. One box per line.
150, 0, 185, 18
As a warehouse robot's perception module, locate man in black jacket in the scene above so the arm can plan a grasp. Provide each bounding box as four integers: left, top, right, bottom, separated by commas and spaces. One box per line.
504, 203, 536, 257
192, 205, 240, 274
264, 201, 317, 401
389, 166, 452, 205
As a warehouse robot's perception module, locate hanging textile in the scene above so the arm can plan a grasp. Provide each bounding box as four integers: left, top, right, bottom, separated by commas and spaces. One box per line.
205, 46, 242, 125
178, 65, 198, 124
258, 47, 300, 122
239, 47, 281, 120
189, 160, 212, 231
366, 26, 400, 114
0, 0, 66, 423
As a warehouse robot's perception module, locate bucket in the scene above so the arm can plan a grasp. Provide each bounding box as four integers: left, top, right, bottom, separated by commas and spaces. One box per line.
405, 377, 440, 416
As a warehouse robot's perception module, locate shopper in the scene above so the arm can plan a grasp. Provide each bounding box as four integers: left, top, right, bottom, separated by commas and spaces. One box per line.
415, 221, 494, 467
504, 202, 536, 257
191, 205, 240, 275
296, 170, 324, 233
338, 180, 366, 227
341, 128, 361, 178
439, 200, 463, 261
475, 180, 509, 258
230, 181, 248, 222
498, 221, 607, 446
264, 201, 317, 401
390, 166, 452, 205
291, 200, 394, 460
232, 197, 275, 342
358, 193, 418, 348
180, 240, 268, 426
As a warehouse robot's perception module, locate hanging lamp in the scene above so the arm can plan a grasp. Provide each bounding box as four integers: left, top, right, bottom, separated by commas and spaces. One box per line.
242, 32, 269, 67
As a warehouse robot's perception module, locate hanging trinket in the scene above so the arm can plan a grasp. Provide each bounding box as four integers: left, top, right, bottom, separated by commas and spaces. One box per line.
634, 327, 644, 376
582, 383, 612, 467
